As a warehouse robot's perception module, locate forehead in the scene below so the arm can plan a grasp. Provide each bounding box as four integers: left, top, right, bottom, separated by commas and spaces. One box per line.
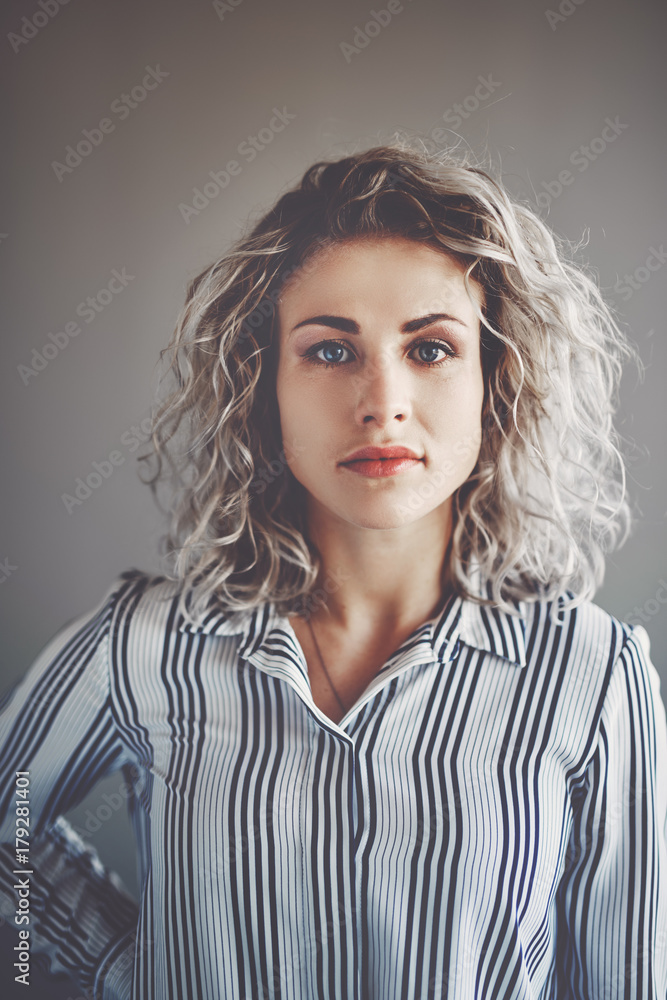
277, 237, 485, 320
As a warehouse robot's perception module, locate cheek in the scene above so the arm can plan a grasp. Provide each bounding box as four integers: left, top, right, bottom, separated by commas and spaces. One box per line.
429, 370, 484, 422
278, 374, 319, 430
426, 375, 484, 463
275, 369, 331, 476
275, 362, 300, 428
277, 362, 337, 420
459, 388, 485, 462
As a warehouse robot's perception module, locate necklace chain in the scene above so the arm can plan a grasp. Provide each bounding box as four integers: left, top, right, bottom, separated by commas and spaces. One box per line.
305, 617, 347, 716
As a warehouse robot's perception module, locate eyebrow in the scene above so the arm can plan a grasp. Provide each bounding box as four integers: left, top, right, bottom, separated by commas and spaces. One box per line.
289, 312, 469, 335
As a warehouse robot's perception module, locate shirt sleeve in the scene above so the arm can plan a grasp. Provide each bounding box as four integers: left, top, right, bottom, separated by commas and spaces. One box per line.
0, 575, 141, 999
553, 623, 667, 998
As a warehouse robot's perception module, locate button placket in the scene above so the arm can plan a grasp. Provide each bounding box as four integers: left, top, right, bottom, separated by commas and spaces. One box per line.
301, 707, 360, 997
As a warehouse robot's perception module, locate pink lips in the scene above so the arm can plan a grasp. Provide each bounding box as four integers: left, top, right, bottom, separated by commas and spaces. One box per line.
339, 445, 423, 479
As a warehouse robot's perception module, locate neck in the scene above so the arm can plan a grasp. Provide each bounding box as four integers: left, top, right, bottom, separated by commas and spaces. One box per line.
304, 495, 454, 634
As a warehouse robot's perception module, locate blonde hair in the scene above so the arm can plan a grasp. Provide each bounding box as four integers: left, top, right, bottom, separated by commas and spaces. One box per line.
139, 143, 637, 623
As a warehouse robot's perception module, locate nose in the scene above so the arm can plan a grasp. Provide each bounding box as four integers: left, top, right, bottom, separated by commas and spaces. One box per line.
353, 352, 413, 427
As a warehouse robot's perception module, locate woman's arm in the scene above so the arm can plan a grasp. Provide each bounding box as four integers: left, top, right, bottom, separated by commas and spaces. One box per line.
0, 576, 141, 999
553, 624, 667, 998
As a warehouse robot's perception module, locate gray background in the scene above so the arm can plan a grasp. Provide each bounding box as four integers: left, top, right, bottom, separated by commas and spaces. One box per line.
1, 0, 665, 995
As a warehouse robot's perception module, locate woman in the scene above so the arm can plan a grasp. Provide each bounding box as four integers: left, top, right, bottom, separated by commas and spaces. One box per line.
0, 145, 665, 999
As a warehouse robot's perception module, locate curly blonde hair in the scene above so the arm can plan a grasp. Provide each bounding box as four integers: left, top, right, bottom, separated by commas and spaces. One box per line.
139, 143, 636, 624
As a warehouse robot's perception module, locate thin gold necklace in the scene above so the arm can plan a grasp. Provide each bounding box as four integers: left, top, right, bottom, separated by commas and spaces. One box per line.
305, 617, 347, 716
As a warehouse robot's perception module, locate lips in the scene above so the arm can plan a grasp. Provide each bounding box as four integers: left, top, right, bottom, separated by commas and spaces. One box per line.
340, 445, 422, 464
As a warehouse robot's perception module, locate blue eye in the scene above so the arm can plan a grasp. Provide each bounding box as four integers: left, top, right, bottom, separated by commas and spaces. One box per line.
302, 338, 457, 369
414, 342, 443, 363
409, 339, 458, 365
303, 341, 353, 367
318, 343, 349, 364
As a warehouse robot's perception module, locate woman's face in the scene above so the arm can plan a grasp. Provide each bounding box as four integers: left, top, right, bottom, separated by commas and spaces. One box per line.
275, 237, 485, 530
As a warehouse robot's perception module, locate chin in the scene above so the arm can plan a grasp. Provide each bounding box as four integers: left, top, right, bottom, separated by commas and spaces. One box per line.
335, 495, 441, 531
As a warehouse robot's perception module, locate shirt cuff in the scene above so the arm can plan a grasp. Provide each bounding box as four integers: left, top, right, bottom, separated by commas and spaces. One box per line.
93, 927, 136, 1000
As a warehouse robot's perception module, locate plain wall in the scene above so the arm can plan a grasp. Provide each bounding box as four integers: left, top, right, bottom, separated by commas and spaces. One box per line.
1, 0, 665, 995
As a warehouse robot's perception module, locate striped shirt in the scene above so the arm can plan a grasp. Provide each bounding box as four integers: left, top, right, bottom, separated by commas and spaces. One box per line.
1, 567, 666, 999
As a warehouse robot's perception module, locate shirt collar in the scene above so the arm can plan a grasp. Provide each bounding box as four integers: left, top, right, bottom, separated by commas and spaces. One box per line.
177, 579, 527, 669
458, 594, 527, 667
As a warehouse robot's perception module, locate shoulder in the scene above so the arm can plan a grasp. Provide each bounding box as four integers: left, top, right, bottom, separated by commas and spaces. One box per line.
521, 593, 644, 722
491, 594, 659, 772
522, 594, 630, 670
103, 567, 186, 630
102, 568, 255, 645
